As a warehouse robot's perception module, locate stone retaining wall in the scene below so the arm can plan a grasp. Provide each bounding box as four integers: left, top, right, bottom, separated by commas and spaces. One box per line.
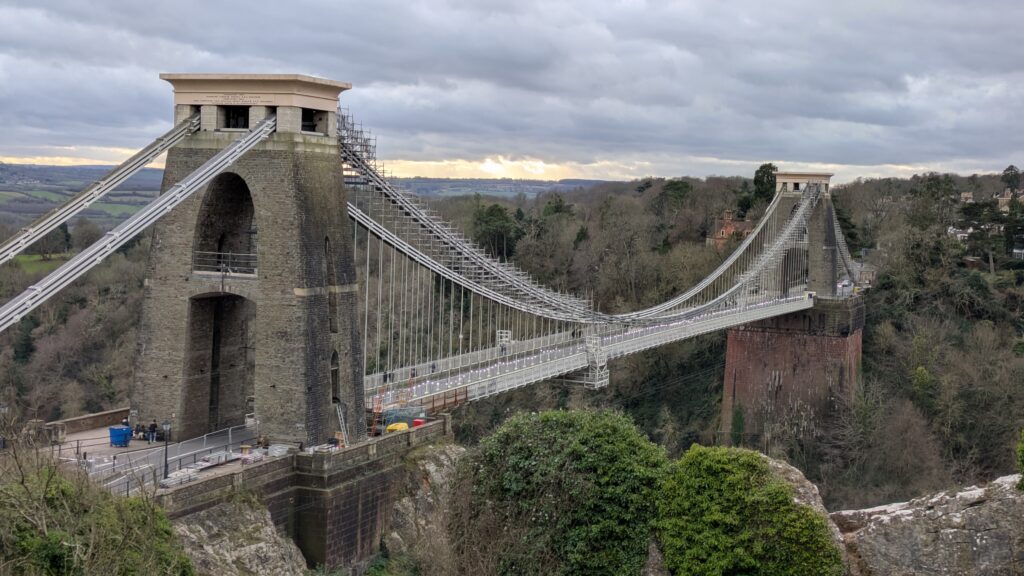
49, 407, 130, 435
157, 416, 451, 570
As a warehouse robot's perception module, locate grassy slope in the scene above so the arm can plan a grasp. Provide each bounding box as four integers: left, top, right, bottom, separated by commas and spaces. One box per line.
14, 253, 71, 274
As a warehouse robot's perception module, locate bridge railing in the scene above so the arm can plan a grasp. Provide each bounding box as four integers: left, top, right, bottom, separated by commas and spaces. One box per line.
364, 327, 588, 396
369, 295, 816, 407
192, 251, 258, 276
84, 422, 256, 494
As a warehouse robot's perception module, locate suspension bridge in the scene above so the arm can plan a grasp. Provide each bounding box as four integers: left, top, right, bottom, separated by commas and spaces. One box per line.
0, 74, 863, 449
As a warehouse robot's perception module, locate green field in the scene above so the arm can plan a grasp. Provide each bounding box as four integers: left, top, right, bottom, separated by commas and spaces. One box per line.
0, 190, 28, 202
14, 253, 70, 274
93, 202, 139, 216
22, 190, 70, 202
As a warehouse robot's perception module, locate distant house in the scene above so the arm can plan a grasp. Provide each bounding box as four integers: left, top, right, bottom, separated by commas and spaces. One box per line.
960, 190, 975, 203
1013, 247, 1024, 261
997, 188, 1024, 213
947, 225, 974, 243
962, 256, 985, 270
858, 263, 877, 286
707, 210, 754, 249
981, 222, 1004, 235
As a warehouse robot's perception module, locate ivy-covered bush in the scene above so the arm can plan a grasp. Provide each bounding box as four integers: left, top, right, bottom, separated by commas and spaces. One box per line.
448, 410, 667, 576
657, 445, 844, 576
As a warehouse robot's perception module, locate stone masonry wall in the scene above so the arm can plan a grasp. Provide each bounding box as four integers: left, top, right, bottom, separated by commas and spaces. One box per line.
157, 418, 452, 572
133, 129, 363, 446
721, 297, 864, 444
48, 407, 129, 435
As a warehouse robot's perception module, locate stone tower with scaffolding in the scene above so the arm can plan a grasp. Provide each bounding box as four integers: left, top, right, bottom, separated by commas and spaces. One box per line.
721, 172, 865, 447
132, 74, 364, 445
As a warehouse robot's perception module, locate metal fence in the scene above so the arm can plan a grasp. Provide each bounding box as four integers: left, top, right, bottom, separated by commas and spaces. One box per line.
192, 251, 258, 275
79, 422, 256, 496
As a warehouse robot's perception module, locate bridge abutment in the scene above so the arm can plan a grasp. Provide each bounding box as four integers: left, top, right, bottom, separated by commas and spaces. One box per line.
721, 295, 864, 446
155, 417, 453, 572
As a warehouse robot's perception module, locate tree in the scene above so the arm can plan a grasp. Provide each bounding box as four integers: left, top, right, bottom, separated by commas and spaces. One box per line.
908, 173, 959, 230
1002, 165, 1021, 191
736, 193, 754, 219
541, 193, 574, 218
31, 222, 70, 260
753, 162, 777, 201
0, 426, 195, 574
72, 217, 104, 251
658, 179, 691, 211
12, 318, 37, 364
834, 203, 862, 254
472, 202, 522, 260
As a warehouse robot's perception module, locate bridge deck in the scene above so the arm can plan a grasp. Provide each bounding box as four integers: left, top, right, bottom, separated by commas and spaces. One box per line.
368, 294, 815, 407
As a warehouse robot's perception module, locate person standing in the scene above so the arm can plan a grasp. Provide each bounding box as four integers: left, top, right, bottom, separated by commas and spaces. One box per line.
147, 420, 158, 444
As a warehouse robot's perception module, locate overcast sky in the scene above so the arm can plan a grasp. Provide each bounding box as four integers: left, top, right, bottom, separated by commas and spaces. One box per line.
0, 0, 1021, 182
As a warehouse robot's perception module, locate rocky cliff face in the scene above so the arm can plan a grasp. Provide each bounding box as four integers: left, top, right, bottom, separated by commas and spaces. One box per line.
832, 474, 1024, 576
381, 442, 1024, 576
383, 442, 466, 569
173, 499, 307, 576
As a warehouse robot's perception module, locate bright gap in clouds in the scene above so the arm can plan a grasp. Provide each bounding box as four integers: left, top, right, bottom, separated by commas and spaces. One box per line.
0, 148, 1001, 185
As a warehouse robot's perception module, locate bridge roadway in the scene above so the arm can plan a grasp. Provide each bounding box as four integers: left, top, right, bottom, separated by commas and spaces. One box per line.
367, 293, 815, 407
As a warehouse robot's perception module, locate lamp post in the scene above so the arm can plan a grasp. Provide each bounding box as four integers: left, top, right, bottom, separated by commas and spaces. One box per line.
161, 420, 171, 479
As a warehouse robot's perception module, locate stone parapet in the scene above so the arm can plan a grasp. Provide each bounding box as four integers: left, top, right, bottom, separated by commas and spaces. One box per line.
47, 407, 129, 435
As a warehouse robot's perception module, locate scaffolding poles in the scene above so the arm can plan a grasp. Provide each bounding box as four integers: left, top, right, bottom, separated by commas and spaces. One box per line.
362, 226, 371, 376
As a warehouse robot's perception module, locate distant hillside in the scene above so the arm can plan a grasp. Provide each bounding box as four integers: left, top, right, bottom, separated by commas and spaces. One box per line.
0, 162, 162, 227
0, 162, 608, 227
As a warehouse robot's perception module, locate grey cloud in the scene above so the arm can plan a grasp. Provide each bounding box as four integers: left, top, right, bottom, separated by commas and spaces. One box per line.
0, 0, 1022, 177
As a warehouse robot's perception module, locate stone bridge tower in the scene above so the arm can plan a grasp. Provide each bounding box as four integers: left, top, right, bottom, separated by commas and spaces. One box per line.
721, 172, 865, 447
133, 74, 364, 445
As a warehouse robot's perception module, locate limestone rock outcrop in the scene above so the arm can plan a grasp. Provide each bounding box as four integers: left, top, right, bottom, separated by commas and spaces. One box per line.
383, 442, 466, 565
173, 499, 307, 576
766, 456, 847, 557
832, 474, 1024, 576
642, 540, 670, 576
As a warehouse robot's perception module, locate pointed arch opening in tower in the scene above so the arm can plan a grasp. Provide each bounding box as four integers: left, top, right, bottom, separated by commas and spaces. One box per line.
182, 293, 256, 438
193, 172, 258, 276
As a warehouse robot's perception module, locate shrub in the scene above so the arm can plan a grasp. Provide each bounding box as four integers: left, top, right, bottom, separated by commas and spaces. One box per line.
1017, 429, 1024, 491
448, 410, 667, 576
657, 445, 843, 576
0, 460, 194, 575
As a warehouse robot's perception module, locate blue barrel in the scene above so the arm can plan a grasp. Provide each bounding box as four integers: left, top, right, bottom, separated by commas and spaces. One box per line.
108, 426, 132, 447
